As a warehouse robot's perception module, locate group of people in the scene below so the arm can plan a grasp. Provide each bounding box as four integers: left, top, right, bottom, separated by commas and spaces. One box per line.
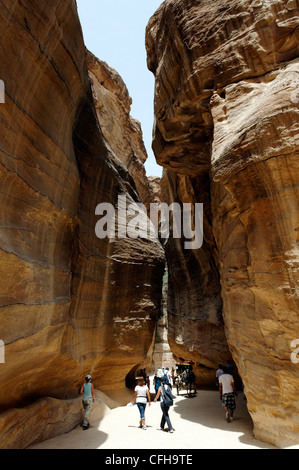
216, 361, 238, 422
79, 360, 238, 431
79, 367, 175, 433
153, 367, 172, 397
131, 367, 175, 433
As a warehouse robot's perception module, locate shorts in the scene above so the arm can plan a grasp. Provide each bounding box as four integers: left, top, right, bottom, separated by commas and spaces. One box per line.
222, 392, 236, 410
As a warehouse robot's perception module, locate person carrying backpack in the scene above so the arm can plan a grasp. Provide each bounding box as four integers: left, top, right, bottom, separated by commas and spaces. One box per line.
162, 370, 170, 385
154, 378, 175, 433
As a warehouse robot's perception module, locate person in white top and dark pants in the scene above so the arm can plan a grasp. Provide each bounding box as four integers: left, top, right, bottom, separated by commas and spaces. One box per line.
154, 378, 175, 433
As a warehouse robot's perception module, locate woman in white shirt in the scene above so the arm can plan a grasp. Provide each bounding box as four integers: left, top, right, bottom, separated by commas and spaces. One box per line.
131, 377, 151, 429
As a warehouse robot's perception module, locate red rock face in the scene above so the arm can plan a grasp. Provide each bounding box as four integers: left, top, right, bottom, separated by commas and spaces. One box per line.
146, 0, 299, 447
0, 0, 164, 447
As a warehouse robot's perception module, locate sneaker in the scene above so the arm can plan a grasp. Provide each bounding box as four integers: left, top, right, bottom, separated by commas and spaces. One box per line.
226, 412, 231, 422
142, 425, 147, 430
169, 430, 174, 433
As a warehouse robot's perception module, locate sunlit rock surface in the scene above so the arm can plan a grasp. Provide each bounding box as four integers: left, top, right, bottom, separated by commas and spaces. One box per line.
146, 0, 299, 447
0, 0, 164, 448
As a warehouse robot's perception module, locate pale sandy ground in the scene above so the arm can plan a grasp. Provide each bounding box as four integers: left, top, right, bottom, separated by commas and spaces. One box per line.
29, 380, 278, 450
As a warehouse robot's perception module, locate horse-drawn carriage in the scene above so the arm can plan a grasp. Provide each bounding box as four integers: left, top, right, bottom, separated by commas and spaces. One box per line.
174, 362, 197, 396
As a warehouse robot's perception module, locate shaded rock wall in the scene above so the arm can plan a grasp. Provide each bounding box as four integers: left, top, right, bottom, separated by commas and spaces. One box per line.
160, 169, 232, 383
146, 0, 299, 447
0, 0, 164, 448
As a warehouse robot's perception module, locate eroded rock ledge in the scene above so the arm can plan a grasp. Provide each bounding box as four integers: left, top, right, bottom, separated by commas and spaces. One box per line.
146, 0, 299, 448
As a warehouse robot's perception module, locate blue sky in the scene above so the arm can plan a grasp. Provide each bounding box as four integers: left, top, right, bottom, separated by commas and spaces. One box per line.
76, 0, 163, 177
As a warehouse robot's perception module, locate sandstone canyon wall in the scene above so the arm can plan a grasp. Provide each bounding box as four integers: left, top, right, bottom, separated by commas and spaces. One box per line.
0, 0, 164, 448
146, 0, 299, 448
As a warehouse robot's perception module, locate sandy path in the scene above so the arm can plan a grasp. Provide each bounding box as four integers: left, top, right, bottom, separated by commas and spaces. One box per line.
29, 382, 276, 450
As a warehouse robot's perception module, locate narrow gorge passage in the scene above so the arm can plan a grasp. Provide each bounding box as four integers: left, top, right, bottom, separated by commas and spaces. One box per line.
0, 0, 298, 451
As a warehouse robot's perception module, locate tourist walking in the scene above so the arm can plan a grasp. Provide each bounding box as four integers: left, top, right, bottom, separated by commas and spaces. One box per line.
154, 377, 175, 433
80, 374, 95, 430
153, 369, 163, 400
130, 377, 151, 430
218, 366, 238, 422
164, 367, 171, 385
146, 374, 150, 391
215, 364, 224, 387
226, 360, 234, 376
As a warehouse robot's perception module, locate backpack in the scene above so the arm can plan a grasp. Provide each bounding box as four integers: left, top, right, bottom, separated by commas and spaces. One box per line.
163, 373, 169, 385
162, 385, 173, 407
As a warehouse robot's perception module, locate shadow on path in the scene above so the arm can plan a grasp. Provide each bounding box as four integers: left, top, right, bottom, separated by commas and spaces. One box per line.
173, 388, 275, 449
29, 386, 277, 449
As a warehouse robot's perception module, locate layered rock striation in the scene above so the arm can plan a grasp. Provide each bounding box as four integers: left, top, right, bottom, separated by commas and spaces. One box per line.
87, 52, 154, 210
146, 0, 299, 447
0, 0, 164, 448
